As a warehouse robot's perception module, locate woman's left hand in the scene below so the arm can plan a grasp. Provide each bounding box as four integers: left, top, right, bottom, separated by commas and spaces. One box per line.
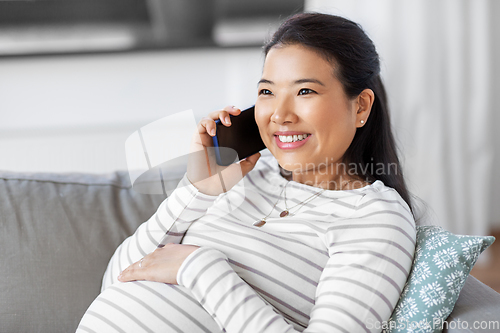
118, 243, 199, 285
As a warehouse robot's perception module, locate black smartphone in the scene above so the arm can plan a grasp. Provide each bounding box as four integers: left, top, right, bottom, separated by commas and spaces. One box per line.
212, 105, 267, 166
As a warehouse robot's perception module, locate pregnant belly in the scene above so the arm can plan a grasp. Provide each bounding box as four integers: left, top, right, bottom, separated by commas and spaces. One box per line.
77, 280, 223, 333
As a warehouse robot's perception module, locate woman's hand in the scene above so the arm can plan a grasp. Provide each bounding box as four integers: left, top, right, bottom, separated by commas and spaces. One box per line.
117, 244, 199, 285
187, 105, 261, 196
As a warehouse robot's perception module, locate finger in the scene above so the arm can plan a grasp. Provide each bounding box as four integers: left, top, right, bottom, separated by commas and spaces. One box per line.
202, 106, 242, 135
205, 106, 241, 120
118, 259, 147, 282
223, 105, 241, 117
217, 111, 232, 127
197, 117, 216, 136
239, 152, 261, 176
207, 106, 241, 121
212, 152, 260, 193
223, 105, 241, 113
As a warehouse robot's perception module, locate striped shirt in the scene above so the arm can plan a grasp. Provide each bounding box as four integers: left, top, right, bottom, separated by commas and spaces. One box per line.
89, 155, 416, 333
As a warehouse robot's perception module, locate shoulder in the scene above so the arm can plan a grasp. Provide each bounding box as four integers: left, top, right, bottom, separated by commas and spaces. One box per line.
354, 181, 414, 225
330, 181, 416, 245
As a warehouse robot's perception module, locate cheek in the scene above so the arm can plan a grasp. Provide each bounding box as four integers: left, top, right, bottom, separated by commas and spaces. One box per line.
254, 106, 269, 145
313, 112, 355, 146
254, 104, 271, 131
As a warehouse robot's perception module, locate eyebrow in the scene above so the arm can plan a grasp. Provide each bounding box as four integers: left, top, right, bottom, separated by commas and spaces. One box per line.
257, 78, 325, 86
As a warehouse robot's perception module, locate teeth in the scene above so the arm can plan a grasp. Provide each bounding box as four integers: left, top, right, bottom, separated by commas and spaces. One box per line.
278, 134, 309, 143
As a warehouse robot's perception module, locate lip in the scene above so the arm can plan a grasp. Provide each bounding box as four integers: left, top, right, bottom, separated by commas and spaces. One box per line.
274, 131, 310, 136
274, 132, 311, 150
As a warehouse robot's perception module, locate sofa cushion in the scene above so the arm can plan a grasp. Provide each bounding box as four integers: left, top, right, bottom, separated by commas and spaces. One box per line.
445, 274, 500, 332
386, 225, 495, 332
0, 171, 169, 333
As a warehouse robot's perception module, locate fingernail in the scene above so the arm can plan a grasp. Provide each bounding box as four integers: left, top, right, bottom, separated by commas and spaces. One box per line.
210, 128, 216, 136
225, 117, 231, 125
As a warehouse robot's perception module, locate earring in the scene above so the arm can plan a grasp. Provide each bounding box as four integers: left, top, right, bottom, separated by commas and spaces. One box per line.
360, 120, 365, 124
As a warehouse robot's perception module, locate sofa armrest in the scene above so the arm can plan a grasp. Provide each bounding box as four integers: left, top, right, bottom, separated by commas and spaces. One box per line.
444, 274, 500, 332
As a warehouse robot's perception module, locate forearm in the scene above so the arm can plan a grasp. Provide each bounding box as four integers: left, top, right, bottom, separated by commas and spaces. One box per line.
177, 247, 297, 333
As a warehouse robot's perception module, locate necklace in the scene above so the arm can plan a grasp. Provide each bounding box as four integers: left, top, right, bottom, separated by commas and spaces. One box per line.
253, 185, 287, 227
253, 179, 353, 227
279, 182, 325, 217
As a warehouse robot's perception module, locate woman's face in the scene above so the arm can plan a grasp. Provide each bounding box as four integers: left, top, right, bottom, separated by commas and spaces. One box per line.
255, 44, 360, 175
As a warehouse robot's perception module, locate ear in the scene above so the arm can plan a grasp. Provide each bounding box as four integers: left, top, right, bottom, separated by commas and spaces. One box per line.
355, 89, 375, 128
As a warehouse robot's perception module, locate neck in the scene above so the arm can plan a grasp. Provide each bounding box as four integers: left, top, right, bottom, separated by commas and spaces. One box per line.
285, 163, 367, 190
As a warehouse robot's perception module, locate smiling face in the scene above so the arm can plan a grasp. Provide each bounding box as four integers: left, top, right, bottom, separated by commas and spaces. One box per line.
255, 44, 362, 184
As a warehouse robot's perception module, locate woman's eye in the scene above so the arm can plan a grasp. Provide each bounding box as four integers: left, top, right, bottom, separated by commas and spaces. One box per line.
259, 89, 273, 95
298, 88, 315, 95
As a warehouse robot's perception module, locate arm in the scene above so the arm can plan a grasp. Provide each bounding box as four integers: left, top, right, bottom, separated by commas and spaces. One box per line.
102, 175, 218, 290
176, 246, 296, 333
177, 194, 416, 333
104, 105, 261, 290
309, 221, 415, 332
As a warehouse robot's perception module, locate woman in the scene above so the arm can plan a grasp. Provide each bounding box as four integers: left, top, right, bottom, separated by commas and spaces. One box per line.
77, 13, 416, 333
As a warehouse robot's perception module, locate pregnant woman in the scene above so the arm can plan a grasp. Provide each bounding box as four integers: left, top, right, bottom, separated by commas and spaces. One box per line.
77, 12, 417, 333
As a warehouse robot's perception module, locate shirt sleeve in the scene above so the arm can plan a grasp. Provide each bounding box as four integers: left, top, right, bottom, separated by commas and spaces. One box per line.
310, 208, 416, 332
177, 190, 416, 333
102, 174, 218, 290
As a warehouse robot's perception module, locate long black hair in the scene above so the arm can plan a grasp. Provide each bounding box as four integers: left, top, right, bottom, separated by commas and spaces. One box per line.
264, 13, 417, 219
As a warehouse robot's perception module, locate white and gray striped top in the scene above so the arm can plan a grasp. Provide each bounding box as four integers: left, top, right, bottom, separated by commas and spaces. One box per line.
102, 155, 416, 333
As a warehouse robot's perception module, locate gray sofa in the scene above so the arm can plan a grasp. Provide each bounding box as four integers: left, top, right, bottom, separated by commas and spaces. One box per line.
1, 169, 499, 333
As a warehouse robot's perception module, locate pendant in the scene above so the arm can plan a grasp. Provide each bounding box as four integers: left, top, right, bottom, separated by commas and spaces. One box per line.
253, 220, 266, 227
280, 210, 289, 218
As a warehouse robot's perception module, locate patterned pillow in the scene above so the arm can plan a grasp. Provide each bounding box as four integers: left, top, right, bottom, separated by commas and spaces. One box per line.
385, 225, 495, 333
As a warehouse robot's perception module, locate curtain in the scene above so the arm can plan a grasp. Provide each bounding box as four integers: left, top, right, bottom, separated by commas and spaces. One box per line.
305, 0, 495, 237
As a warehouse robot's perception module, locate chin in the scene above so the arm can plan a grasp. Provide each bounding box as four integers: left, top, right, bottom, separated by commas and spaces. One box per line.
274, 155, 308, 173
268, 144, 321, 171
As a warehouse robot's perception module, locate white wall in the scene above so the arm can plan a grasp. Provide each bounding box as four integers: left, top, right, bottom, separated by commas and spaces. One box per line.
489, 0, 500, 228
0, 47, 265, 173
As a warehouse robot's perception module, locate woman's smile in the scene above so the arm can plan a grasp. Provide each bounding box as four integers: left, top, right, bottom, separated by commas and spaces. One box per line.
274, 131, 311, 149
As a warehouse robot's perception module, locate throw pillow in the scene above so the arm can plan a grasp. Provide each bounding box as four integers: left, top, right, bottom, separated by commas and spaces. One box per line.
384, 225, 495, 333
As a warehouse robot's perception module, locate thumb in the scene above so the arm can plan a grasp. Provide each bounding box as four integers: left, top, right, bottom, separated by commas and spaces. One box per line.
239, 152, 261, 176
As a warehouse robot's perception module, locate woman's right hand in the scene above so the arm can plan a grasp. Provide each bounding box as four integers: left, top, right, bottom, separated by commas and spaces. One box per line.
186, 105, 261, 196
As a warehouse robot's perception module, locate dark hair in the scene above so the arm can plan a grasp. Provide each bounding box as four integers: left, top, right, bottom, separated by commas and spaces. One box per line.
264, 13, 417, 219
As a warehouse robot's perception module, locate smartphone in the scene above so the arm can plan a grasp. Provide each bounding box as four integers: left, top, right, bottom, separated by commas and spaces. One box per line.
212, 105, 266, 166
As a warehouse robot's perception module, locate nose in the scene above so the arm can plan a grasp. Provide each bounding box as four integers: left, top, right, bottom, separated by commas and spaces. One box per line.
271, 99, 298, 125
